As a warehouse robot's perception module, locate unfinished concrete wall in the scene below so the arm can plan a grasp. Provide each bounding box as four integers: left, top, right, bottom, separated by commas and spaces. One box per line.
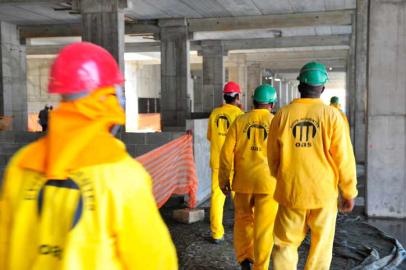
26, 57, 60, 113
0, 131, 183, 185
366, 0, 406, 218
0, 21, 28, 131
135, 64, 161, 98
187, 119, 211, 205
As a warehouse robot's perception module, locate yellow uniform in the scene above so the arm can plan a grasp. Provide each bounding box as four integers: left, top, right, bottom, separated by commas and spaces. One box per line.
330, 103, 349, 129
267, 98, 357, 270
207, 103, 243, 240
0, 142, 178, 270
220, 109, 278, 270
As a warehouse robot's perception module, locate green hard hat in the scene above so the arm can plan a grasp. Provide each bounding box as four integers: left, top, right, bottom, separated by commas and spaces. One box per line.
253, 84, 277, 104
330, 96, 339, 104
297, 61, 328, 86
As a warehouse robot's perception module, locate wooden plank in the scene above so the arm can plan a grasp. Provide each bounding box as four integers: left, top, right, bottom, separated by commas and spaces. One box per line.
188, 10, 354, 32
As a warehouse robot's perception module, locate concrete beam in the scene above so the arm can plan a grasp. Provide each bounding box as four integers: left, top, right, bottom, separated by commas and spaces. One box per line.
223, 35, 350, 51
18, 10, 354, 39
0, 0, 61, 3
188, 10, 353, 32
26, 35, 349, 55
257, 59, 346, 70
19, 22, 159, 40
19, 24, 81, 39
244, 49, 348, 62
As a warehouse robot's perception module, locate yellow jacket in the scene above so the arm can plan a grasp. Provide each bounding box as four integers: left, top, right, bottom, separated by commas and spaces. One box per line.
207, 104, 244, 169
219, 109, 276, 194
330, 103, 349, 129
268, 98, 357, 209
0, 142, 178, 270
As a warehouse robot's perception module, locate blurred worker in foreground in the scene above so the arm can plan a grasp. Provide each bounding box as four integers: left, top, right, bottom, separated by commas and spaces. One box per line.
0, 42, 177, 270
268, 62, 357, 270
220, 84, 278, 270
330, 96, 349, 128
207, 81, 244, 244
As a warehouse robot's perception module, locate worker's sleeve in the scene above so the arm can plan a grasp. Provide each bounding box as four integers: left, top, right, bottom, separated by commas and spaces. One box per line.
0, 150, 24, 270
330, 112, 358, 200
207, 114, 212, 141
218, 120, 237, 187
0, 170, 11, 270
267, 114, 281, 178
115, 170, 178, 270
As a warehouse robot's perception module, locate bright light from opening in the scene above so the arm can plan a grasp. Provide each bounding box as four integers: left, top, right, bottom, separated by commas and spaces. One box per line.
274, 78, 281, 82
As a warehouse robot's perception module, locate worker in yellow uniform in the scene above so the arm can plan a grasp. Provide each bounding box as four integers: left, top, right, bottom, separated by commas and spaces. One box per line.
268, 62, 357, 270
330, 96, 350, 128
0, 42, 177, 270
219, 84, 279, 270
207, 81, 244, 244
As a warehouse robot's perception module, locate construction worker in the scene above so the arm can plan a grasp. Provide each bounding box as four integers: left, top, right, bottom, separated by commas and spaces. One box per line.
268, 62, 357, 270
330, 96, 349, 127
0, 42, 177, 270
207, 81, 244, 244
219, 84, 279, 270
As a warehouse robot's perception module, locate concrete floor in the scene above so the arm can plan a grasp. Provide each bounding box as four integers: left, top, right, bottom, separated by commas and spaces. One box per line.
161, 200, 406, 269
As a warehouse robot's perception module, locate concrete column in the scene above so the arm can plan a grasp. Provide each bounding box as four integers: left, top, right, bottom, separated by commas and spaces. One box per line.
159, 19, 191, 130
200, 40, 226, 112
287, 82, 293, 103
246, 63, 262, 110
283, 81, 289, 105
354, 0, 369, 163
80, 0, 126, 70
227, 55, 247, 109
0, 21, 28, 131
347, 14, 357, 143
275, 79, 283, 109
366, 0, 406, 218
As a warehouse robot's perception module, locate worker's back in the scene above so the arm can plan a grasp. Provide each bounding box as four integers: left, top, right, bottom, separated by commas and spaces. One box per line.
221, 108, 276, 194
268, 98, 357, 209
207, 104, 243, 169
0, 140, 178, 270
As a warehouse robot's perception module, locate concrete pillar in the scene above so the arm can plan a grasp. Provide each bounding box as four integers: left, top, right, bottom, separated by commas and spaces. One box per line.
347, 14, 357, 143
200, 40, 226, 112
227, 55, 247, 109
287, 82, 294, 103
354, 0, 368, 163
246, 63, 262, 110
80, 0, 126, 70
159, 19, 191, 130
0, 21, 28, 131
275, 79, 283, 109
366, 0, 406, 218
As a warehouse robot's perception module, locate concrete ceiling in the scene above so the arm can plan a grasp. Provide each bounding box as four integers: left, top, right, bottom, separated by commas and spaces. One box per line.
0, 0, 355, 25
126, 0, 355, 19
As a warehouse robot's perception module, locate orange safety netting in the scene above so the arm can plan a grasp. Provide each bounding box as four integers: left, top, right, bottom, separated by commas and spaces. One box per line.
136, 134, 198, 208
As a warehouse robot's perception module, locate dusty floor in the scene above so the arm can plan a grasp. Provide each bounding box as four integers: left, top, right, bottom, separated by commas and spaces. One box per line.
161, 200, 406, 270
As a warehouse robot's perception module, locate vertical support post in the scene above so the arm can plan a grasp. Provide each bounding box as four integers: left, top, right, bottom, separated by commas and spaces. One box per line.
159, 19, 191, 130
200, 40, 226, 112
0, 21, 28, 130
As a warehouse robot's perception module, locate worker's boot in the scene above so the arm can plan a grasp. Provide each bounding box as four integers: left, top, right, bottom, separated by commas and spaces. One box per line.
240, 259, 252, 270
211, 237, 224, 244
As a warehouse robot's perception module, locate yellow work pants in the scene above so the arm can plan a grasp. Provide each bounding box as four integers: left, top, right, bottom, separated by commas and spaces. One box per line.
234, 193, 278, 270
210, 168, 233, 239
272, 204, 338, 270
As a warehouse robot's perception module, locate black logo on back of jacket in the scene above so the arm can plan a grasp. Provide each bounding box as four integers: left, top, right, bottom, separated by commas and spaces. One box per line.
244, 122, 268, 151
215, 114, 231, 136
291, 119, 319, 148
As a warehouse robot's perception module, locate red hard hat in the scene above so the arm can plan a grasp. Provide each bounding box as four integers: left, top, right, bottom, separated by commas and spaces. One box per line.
223, 81, 241, 94
48, 42, 124, 95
